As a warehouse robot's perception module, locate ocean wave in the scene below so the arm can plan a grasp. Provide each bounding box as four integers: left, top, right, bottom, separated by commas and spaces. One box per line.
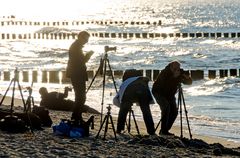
186, 76, 240, 97
35, 27, 73, 34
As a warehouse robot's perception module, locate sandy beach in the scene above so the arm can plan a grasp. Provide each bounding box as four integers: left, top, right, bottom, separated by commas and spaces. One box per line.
0, 96, 239, 157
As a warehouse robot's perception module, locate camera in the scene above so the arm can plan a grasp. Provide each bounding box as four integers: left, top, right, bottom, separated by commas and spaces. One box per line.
180, 69, 189, 76
65, 87, 72, 92
104, 46, 117, 53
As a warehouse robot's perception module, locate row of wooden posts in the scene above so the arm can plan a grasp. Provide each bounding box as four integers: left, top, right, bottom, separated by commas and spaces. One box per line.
0, 20, 162, 27
1, 32, 240, 40
0, 69, 239, 84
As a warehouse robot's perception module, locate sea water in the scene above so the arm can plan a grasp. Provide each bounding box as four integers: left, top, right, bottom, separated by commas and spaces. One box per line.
0, 0, 239, 143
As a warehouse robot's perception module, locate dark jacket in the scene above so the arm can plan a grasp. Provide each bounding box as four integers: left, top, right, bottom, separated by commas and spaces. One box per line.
40, 92, 66, 107
66, 40, 88, 81
152, 65, 191, 99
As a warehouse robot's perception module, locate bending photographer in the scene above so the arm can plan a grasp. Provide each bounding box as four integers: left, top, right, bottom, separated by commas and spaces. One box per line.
113, 70, 155, 135
66, 31, 94, 122
152, 61, 192, 136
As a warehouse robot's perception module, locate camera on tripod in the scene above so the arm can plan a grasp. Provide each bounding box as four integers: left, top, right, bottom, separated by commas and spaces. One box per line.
104, 46, 117, 53
180, 69, 189, 76
65, 87, 72, 92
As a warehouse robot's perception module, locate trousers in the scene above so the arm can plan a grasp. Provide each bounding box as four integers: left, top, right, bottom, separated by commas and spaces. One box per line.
71, 77, 86, 120
117, 83, 155, 135
153, 94, 178, 133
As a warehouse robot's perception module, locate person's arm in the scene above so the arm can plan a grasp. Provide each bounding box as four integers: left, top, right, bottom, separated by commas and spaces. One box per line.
136, 76, 150, 83
84, 51, 94, 62
63, 87, 71, 98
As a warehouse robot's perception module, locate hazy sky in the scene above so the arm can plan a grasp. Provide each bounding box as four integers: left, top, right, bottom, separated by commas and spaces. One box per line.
0, 0, 107, 20
2, 0, 234, 21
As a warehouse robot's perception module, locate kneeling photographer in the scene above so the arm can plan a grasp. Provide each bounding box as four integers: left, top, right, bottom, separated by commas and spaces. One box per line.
152, 61, 192, 136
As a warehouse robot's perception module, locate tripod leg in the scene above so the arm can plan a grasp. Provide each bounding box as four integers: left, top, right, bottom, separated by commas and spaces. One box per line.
10, 78, 17, 113
109, 115, 117, 141
99, 59, 107, 125
25, 97, 30, 112
31, 97, 35, 111
155, 119, 161, 133
106, 59, 118, 93
86, 59, 103, 94
131, 110, 140, 135
26, 96, 33, 112
178, 91, 183, 138
0, 79, 13, 105
17, 80, 26, 110
181, 92, 193, 139
103, 114, 109, 140
127, 110, 131, 133
96, 115, 108, 139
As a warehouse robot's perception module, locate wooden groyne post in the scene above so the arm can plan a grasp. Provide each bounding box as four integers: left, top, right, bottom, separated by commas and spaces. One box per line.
0, 69, 239, 84
2, 32, 240, 40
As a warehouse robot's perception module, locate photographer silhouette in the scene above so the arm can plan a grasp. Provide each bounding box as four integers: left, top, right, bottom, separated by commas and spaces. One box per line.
66, 31, 94, 122
152, 61, 192, 136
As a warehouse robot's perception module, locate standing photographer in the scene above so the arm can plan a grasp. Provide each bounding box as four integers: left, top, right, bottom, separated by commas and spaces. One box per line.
66, 31, 94, 122
152, 61, 192, 135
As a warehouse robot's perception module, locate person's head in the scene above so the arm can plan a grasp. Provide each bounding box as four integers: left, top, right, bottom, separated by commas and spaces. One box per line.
169, 60, 181, 78
39, 87, 48, 97
77, 31, 90, 45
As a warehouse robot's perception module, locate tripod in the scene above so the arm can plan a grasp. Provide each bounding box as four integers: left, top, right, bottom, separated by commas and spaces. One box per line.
86, 46, 118, 140
178, 84, 192, 139
155, 84, 192, 139
95, 104, 117, 140
24, 82, 35, 112
86, 46, 118, 124
0, 68, 33, 132
126, 106, 140, 135
0, 69, 27, 112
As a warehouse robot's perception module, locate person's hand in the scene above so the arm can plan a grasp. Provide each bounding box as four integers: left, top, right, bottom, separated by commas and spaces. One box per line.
181, 74, 192, 85
86, 50, 94, 57
85, 51, 94, 62
181, 73, 189, 79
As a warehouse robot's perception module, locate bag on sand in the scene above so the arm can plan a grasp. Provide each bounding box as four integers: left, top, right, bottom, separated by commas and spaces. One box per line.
32, 106, 52, 127
0, 115, 29, 133
0, 109, 42, 131
52, 115, 94, 138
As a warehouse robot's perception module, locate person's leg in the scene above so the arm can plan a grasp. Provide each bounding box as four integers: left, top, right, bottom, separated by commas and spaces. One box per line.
139, 100, 155, 135
71, 77, 86, 121
117, 101, 131, 133
123, 83, 155, 135
137, 87, 155, 135
167, 97, 178, 131
154, 94, 170, 134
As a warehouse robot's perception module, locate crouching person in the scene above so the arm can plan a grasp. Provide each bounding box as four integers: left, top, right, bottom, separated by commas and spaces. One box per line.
113, 71, 155, 135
